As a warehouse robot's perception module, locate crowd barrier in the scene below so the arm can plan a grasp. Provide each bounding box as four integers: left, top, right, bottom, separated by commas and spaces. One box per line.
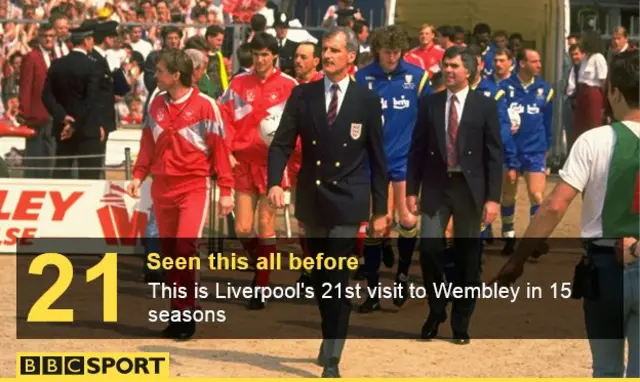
0, 127, 294, 253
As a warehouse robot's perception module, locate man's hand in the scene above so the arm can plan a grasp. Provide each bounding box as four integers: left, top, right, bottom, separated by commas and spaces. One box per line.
617, 237, 639, 265
63, 115, 75, 125
369, 215, 387, 238
100, 127, 105, 142
483, 200, 499, 226
488, 256, 525, 287
218, 195, 234, 216
126, 178, 142, 199
507, 169, 517, 183
407, 195, 419, 215
267, 186, 285, 209
229, 154, 238, 168
60, 124, 74, 140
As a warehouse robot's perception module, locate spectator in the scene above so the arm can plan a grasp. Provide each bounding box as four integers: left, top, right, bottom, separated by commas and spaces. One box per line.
248, 13, 267, 42
184, 35, 217, 99
129, 26, 152, 60
234, 43, 253, 76
121, 96, 143, 124
354, 19, 370, 53
2, 93, 19, 125
205, 25, 229, 99
144, 26, 182, 95
49, 12, 70, 57
1, 52, 21, 105
574, 30, 608, 139
610, 26, 630, 56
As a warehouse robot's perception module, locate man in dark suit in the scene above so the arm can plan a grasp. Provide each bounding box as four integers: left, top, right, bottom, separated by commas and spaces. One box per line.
274, 12, 297, 77
267, 27, 388, 378
406, 45, 503, 344
42, 23, 101, 179
19, 23, 57, 179
90, 20, 130, 178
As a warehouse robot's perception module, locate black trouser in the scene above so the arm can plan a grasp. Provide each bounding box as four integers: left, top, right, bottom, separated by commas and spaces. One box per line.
24, 120, 56, 179
304, 224, 359, 361
419, 173, 483, 334
54, 135, 103, 180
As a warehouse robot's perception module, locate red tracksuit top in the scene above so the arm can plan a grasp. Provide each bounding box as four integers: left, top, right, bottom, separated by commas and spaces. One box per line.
218, 68, 298, 167
408, 43, 444, 76
132, 87, 234, 196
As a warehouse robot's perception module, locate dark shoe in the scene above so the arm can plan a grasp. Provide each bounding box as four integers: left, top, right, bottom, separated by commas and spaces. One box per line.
501, 238, 516, 255
452, 331, 470, 345
352, 264, 366, 280
420, 314, 445, 340
248, 289, 267, 310
531, 241, 550, 259
162, 321, 195, 340
297, 271, 312, 286
392, 273, 409, 307
321, 357, 341, 378
382, 243, 395, 268
358, 297, 380, 313
316, 344, 326, 367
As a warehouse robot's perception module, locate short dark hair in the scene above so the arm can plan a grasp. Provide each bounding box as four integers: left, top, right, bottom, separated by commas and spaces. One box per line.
568, 33, 581, 41
466, 43, 482, 57
580, 31, 603, 55
161, 26, 183, 41
206, 25, 224, 38
494, 47, 513, 60
608, 50, 639, 108
430, 71, 444, 90
156, 48, 193, 87
39, 23, 54, 33
371, 25, 410, 58
444, 45, 477, 80
184, 35, 209, 51
298, 41, 320, 59
453, 25, 465, 34
353, 20, 368, 35
250, 13, 267, 32
49, 12, 68, 25
236, 43, 253, 68
473, 23, 491, 36
509, 33, 523, 42
568, 44, 581, 53
336, 14, 354, 27
437, 25, 455, 40
250, 32, 279, 55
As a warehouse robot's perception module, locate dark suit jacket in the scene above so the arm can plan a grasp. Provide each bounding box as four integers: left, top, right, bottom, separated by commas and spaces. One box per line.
268, 78, 388, 227
90, 50, 118, 133
41, 50, 100, 140
19, 47, 50, 126
407, 88, 503, 215
278, 39, 297, 77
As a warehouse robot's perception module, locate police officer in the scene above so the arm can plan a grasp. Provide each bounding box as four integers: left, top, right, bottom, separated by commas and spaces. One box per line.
274, 12, 297, 77
42, 22, 102, 179
91, 20, 130, 178
267, 27, 388, 378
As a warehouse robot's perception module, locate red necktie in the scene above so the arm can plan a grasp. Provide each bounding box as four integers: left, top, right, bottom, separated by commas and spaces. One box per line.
327, 84, 339, 126
447, 94, 459, 168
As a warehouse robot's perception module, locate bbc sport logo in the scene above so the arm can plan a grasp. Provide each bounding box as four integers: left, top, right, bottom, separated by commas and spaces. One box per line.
16, 352, 169, 377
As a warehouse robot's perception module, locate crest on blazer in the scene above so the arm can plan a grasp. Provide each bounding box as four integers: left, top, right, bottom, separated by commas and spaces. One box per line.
536, 88, 545, 100
350, 123, 362, 140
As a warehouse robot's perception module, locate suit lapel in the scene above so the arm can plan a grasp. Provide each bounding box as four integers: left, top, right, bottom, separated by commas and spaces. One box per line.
334, 80, 355, 130
457, 91, 473, 153
435, 92, 447, 161
309, 80, 328, 132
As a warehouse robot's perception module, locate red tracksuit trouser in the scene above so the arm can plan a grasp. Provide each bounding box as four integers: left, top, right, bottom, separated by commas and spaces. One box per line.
151, 175, 210, 311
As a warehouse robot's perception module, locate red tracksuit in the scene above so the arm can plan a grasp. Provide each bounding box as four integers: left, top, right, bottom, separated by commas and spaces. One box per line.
407, 43, 444, 76
133, 87, 234, 311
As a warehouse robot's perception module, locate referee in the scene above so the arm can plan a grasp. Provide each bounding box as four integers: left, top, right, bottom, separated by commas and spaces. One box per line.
491, 50, 639, 377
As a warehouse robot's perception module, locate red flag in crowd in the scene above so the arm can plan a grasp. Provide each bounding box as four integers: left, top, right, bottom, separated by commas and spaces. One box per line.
223, 0, 264, 23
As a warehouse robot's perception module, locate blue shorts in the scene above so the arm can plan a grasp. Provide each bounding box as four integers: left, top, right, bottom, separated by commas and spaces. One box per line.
507, 153, 546, 173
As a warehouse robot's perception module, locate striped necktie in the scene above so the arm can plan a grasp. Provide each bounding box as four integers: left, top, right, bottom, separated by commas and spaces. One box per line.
327, 84, 339, 126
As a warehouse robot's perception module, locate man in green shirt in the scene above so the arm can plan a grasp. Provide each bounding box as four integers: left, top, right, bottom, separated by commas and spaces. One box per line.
492, 51, 639, 377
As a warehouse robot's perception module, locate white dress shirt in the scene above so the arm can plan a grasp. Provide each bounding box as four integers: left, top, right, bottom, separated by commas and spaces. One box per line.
39, 45, 52, 68
445, 86, 469, 172
54, 39, 69, 58
578, 53, 608, 88
130, 39, 153, 60
324, 74, 350, 115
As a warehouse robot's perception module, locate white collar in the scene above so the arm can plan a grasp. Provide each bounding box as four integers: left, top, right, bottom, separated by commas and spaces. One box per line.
446, 86, 469, 103
324, 74, 350, 93
167, 87, 194, 104
39, 44, 51, 55
93, 45, 106, 57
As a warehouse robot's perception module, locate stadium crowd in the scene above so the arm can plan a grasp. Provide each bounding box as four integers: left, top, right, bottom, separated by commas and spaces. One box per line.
0, 0, 638, 378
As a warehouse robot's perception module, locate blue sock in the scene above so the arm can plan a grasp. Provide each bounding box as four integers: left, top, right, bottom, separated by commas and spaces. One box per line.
501, 205, 516, 235
530, 204, 540, 217
397, 224, 417, 277
364, 239, 382, 294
